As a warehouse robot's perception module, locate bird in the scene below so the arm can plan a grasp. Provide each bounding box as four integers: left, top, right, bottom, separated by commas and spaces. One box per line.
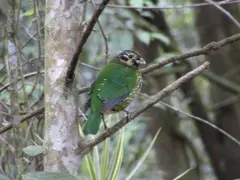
83, 50, 146, 135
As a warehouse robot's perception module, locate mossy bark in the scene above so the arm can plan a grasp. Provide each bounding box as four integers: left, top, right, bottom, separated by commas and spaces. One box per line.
44, 0, 82, 174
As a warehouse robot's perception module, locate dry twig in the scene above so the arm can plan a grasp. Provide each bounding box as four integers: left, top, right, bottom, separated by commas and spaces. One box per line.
65, 0, 111, 85
205, 0, 240, 29
0, 107, 44, 134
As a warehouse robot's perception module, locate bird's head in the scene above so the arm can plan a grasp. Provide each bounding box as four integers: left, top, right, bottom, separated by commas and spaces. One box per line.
117, 50, 146, 69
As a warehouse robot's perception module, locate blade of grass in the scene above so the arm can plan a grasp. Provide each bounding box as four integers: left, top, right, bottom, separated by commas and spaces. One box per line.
93, 140, 101, 180
100, 136, 110, 180
173, 167, 194, 180
125, 128, 161, 180
108, 114, 125, 180
108, 128, 125, 180
85, 153, 97, 180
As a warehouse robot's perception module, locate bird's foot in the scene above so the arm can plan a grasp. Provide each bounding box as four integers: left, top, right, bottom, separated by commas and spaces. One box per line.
103, 120, 108, 130
104, 126, 110, 134
102, 114, 109, 131
122, 109, 131, 122
122, 109, 130, 116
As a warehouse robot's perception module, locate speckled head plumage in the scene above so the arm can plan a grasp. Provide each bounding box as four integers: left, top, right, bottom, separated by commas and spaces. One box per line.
116, 50, 146, 69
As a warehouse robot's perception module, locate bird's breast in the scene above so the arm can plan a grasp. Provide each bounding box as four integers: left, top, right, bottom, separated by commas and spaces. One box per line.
110, 73, 142, 112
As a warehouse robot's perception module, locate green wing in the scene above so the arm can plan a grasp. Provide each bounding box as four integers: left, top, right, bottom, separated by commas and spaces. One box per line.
83, 62, 138, 135
92, 63, 138, 113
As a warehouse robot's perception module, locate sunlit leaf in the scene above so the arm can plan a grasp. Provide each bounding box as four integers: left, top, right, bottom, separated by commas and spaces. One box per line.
93, 145, 100, 180
173, 167, 194, 180
129, 0, 144, 7
20, 9, 34, 17
22, 145, 45, 156
85, 153, 97, 180
100, 138, 110, 180
108, 127, 125, 180
151, 33, 170, 45
136, 30, 151, 45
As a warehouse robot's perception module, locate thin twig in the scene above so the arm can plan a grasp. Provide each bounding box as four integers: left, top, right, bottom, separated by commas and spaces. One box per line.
209, 94, 240, 111
65, 0, 111, 85
0, 71, 44, 92
140, 33, 240, 74
79, 62, 101, 71
75, 61, 210, 155
98, 20, 108, 66
89, 0, 109, 66
140, 93, 240, 147
205, 0, 240, 29
27, 0, 42, 99
29, 92, 44, 109
0, 107, 44, 134
7, 0, 23, 177
20, 26, 44, 49
202, 71, 240, 94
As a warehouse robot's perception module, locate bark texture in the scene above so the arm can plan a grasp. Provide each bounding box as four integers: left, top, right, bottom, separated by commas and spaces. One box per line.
44, 0, 82, 173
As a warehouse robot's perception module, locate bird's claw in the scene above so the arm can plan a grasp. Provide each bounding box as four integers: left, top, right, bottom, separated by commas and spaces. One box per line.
123, 109, 130, 116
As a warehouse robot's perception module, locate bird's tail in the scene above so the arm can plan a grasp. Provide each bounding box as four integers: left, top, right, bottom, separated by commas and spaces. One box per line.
83, 109, 101, 135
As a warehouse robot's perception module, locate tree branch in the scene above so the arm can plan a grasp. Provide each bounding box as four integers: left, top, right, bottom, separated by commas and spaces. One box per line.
65, 0, 110, 85
75, 61, 210, 155
205, 0, 240, 29
0, 71, 44, 93
76, 33, 240, 94
140, 33, 240, 74
0, 107, 44, 134
202, 71, 240, 94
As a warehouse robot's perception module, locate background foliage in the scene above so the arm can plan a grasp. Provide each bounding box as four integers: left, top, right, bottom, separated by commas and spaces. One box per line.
0, 0, 240, 179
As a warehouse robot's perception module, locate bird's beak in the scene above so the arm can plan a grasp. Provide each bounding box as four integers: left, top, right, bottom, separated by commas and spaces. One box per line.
136, 58, 146, 65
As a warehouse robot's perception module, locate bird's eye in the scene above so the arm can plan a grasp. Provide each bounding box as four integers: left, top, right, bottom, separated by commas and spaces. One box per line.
128, 54, 133, 58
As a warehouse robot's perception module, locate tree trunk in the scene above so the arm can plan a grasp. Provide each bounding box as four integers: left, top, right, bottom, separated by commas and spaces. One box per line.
193, 1, 240, 179
134, 6, 198, 179
44, 0, 82, 173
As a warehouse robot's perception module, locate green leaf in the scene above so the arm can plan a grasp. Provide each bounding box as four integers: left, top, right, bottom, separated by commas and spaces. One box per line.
136, 30, 151, 45
151, 33, 170, 45
20, 9, 34, 17
93, 145, 100, 180
108, 127, 125, 180
85, 153, 97, 180
22, 145, 45, 156
125, 128, 161, 180
33, 132, 44, 143
100, 138, 110, 180
173, 167, 194, 180
144, 0, 155, 6
0, 174, 10, 180
22, 172, 79, 180
129, 0, 144, 7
